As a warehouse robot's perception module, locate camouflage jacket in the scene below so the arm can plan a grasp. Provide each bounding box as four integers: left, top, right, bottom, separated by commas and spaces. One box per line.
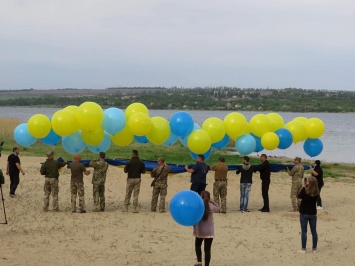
287, 164, 304, 182
89, 159, 109, 185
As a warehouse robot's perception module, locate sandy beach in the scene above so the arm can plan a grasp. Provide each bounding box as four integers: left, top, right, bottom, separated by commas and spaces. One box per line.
1, 154, 354, 266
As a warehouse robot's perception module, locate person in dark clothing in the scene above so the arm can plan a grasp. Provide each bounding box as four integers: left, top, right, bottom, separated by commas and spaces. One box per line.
185, 155, 209, 195
310, 160, 324, 209
236, 156, 255, 212
6, 147, 25, 197
255, 154, 271, 212
297, 176, 319, 253
123, 150, 146, 213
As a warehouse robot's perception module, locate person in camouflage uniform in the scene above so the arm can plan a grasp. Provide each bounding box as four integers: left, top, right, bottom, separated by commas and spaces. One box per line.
68, 154, 90, 213
209, 157, 228, 213
40, 151, 67, 212
150, 157, 171, 213
287, 157, 305, 212
89, 152, 109, 212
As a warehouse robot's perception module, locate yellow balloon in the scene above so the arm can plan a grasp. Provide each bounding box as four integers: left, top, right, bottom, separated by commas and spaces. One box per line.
292, 117, 308, 125
202, 117, 225, 143
76, 102, 104, 131
128, 112, 152, 136
285, 121, 307, 143
125, 103, 149, 120
146, 117, 170, 145
111, 125, 134, 146
304, 118, 325, 138
261, 132, 279, 150
63, 105, 79, 115
81, 128, 104, 146
266, 113, 284, 132
223, 112, 250, 140
28, 114, 51, 138
187, 129, 211, 154
250, 114, 271, 137
52, 110, 80, 137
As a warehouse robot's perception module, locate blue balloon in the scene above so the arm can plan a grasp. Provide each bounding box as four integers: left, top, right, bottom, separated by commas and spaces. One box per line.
87, 131, 111, 154
190, 148, 212, 161
134, 135, 149, 144
102, 107, 126, 135
163, 131, 179, 146
170, 190, 205, 226
169, 111, 194, 138
62, 131, 86, 154
235, 134, 256, 155
251, 134, 264, 152
303, 138, 323, 157
14, 123, 36, 147
39, 129, 61, 146
212, 134, 230, 150
276, 128, 293, 149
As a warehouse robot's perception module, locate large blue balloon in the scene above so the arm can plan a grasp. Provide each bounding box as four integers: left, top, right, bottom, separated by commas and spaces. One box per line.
62, 131, 86, 154
102, 107, 126, 135
190, 148, 212, 161
276, 128, 293, 149
87, 131, 111, 154
170, 190, 205, 226
134, 135, 149, 144
14, 123, 36, 147
303, 138, 323, 157
251, 134, 264, 152
212, 134, 230, 150
163, 131, 179, 146
39, 129, 61, 146
235, 134, 256, 155
169, 111, 194, 138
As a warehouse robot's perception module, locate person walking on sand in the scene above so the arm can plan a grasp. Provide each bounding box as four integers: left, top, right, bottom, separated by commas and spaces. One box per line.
255, 154, 271, 212
6, 147, 25, 197
150, 157, 171, 213
209, 157, 228, 213
123, 150, 146, 213
236, 156, 255, 212
40, 151, 67, 212
89, 152, 109, 212
185, 155, 209, 196
287, 157, 304, 212
297, 176, 319, 253
68, 154, 90, 213
193, 191, 220, 266
310, 160, 324, 210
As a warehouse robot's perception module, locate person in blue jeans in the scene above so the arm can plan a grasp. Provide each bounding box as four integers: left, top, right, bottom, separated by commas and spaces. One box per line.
236, 156, 255, 212
297, 176, 319, 253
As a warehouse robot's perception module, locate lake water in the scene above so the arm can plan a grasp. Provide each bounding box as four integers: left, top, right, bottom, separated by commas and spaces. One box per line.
0, 107, 354, 163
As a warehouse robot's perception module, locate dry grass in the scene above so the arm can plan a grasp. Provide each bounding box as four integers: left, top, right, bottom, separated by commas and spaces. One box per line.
0, 117, 20, 138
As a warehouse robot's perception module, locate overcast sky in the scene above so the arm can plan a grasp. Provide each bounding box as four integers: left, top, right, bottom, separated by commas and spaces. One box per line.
0, 0, 354, 91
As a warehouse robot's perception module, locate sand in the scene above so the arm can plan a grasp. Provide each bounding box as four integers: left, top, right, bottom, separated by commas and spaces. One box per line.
0, 154, 354, 266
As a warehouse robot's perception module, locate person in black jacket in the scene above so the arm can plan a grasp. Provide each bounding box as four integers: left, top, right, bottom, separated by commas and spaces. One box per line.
123, 150, 146, 213
297, 176, 319, 253
310, 160, 324, 209
255, 154, 271, 212
236, 156, 255, 212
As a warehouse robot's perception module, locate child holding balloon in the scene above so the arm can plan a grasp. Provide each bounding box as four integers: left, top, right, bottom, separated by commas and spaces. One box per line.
193, 191, 220, 266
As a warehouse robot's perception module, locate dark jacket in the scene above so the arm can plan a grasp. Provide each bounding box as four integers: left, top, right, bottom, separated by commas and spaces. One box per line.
298, 187, 318, 215
255, 160, 271, 182
40, 159, 67, 178
236, 164, 255, 184
124, 157, 146, 178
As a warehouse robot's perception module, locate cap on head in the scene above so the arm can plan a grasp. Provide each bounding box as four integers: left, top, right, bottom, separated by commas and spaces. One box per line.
294, 157, 301, 162
46, 151, 55, 157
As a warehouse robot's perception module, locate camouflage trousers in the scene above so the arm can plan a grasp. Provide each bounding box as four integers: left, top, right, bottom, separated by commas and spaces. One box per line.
71, 182, 85, 212
290, 180, 302, 210
151, 181, 167, 212
93, 184, 105, 211
124, 178, 141, 207
213, 180, 227, 212
44, 178, 59, 211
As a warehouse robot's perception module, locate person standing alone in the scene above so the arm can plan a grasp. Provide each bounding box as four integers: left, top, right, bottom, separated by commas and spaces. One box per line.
123, 150, 146, 213
89, 152, 109, 212
40, 151, 67, 212
6, 147, 25, 197
255, 154, 271, 212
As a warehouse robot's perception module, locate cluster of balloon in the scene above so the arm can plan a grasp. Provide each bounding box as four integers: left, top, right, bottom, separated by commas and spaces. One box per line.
13, 102, 325, 158
170, 190, 205, 226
